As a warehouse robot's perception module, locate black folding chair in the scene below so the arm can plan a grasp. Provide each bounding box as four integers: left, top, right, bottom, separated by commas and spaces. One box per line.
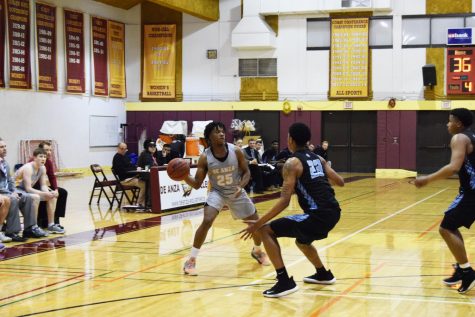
89, 164, 118, 208
111, 168, 140, 207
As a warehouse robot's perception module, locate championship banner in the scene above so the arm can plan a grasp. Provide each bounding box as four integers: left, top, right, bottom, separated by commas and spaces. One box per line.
142, 24, 176, 99
0, 0, 6, 88
64, 9, 85, 93
330, 18, 369, 98
6, 0, 31, 89
91, 16, 108, 96
35, 2, 57, 92
108, 20, 126, 98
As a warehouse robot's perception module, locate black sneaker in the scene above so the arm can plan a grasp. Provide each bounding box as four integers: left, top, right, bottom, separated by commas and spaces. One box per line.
303, 269, 336, 285
458, 268, 475, 294
5, 233, 28, 242
263, 276, 299, 298
443, 263, 462, 286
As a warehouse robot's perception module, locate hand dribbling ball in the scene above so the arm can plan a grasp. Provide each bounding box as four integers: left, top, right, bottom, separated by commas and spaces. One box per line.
166, 158, 190, 181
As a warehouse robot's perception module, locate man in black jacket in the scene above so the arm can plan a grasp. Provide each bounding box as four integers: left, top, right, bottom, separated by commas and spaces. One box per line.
112, 143, 146, 206
157, 144, 179, 166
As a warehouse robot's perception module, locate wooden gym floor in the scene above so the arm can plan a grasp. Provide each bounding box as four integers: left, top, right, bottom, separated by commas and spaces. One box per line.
1, 174, 475, 316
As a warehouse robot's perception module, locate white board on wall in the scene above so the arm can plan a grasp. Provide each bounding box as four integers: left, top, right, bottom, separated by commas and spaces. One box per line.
89, 115, 119, 147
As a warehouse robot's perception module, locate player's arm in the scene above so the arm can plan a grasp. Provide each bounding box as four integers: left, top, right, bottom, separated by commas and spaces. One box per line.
236, 148, 251, 189
415, 133, 467, 188
184, 153, 208, 189
39, 167, 58, 198
318, 155, 344, 187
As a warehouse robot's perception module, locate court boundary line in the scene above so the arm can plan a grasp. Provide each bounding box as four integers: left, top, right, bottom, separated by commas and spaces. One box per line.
239, 287, 475, 307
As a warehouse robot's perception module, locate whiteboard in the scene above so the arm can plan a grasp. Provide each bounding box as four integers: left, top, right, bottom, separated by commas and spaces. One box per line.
89, 116, 119, 147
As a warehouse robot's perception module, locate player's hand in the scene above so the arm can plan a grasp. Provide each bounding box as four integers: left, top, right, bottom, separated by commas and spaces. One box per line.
240, 220, 258, 240
233, 186, 242, 198
414, 176, 429, 188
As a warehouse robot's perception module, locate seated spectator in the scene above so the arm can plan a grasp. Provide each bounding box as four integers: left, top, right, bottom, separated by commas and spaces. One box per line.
33, 141, 68, 229
234, 138, 244, 149
256, 139, 264, 157
0, 195, 11, 245
112, 143, 146, 207
137, 139, 159, 169
275, 147, 292, 163
170, 135, 185, 158
243, 139, 264, 193
314, 140, 329, 162
261, 140, 283, 188
308, 143, 316, 152
262, 140, 279, 164
157, 144, 179, 166
0, 137, 41, 240
16, 148, 64, 234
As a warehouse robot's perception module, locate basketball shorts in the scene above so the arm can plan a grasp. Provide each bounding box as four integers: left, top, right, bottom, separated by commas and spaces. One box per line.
205, 189, 256, 220
270, 208, 341, 245
441, 193, 475, 231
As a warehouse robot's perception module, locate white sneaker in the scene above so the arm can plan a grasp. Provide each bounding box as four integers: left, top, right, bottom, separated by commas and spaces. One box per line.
48, 224, 65, 234
0, 232, 12, 243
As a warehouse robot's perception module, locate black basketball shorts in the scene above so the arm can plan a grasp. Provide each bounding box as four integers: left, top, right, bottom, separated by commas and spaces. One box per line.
441, 193, 475, 231
270, 208, 341, 245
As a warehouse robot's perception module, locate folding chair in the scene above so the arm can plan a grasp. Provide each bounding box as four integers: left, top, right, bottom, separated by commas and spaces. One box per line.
88, 164, 118, 208
111, 168, 140, 207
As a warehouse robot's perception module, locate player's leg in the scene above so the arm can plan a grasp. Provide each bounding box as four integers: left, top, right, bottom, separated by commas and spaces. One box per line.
295, 210, 340, 285
244, 211, 270, 265
439, 202, 475, 293
296, 241, 335, 284
257, 219, 299, 298
184, 193, 222, 276
192, 205, 219, 249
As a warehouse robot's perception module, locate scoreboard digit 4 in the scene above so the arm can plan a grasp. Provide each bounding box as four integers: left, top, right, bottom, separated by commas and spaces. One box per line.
447, 47, 475, 95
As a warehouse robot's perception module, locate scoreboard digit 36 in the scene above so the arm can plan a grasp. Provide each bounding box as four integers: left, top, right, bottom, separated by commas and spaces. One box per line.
447, 47, 475, 95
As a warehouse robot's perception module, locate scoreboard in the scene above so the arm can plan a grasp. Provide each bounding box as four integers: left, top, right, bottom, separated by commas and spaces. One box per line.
447, 47, 475, 95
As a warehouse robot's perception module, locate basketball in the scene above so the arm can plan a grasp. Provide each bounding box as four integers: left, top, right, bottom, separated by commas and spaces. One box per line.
166, 158, 190, 181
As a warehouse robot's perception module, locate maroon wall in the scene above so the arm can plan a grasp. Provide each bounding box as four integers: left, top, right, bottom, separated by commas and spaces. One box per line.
279, 111, 322, 148
377, 111, 416, 170
126, 111, 234, 153
127, 110, 417, 172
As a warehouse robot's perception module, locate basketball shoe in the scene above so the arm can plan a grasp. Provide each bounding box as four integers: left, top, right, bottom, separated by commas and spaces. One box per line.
303, 269, 336, 284
443, 263, 462, 286
251, 247, 271, 266
458, 267, 475, 294
263, 276, 299, 298
183, 257, 197, 276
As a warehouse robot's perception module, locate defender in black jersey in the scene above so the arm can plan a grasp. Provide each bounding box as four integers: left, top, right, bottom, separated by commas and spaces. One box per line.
241, 123, 344, 298
415, 108, 475, 294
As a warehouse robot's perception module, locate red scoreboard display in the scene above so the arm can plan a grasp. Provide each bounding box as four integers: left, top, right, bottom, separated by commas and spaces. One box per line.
447, 47, 475, 95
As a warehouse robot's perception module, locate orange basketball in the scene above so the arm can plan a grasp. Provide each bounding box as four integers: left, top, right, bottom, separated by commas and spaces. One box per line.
166, 158, 190, 181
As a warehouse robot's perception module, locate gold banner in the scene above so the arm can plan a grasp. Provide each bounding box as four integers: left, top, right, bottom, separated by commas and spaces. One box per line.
108, 20, 126, 98
142, 24, 176, 99
330, 18, 369, 98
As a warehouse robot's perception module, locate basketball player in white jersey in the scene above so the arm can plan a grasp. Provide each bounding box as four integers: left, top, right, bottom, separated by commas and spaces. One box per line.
182, 121, 270, 275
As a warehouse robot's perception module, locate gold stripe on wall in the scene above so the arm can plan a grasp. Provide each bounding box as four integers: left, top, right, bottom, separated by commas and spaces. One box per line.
126, 100, 475, 112
240, 77, 278, 101
425, 0, 472, 100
